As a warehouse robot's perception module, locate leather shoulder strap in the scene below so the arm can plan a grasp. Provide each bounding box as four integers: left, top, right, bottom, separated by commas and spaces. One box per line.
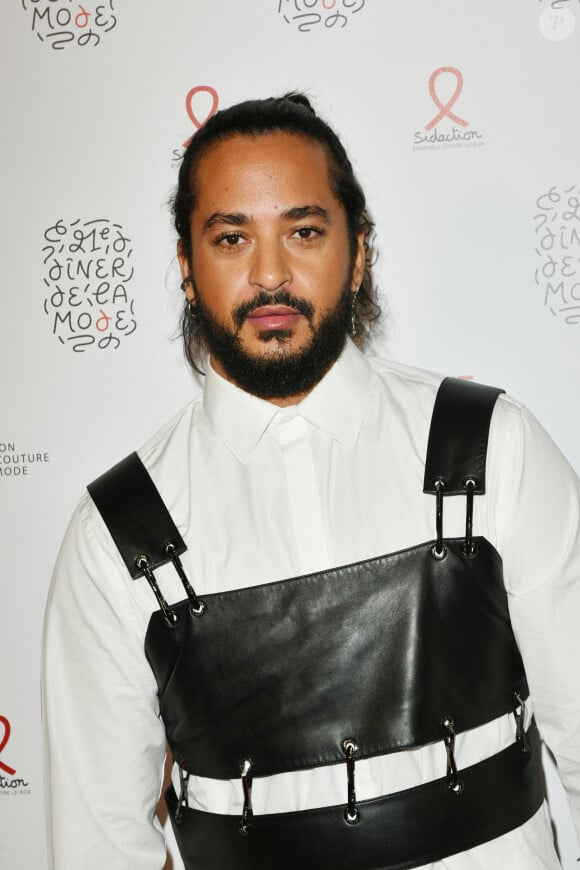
87, 452, 186, 579
423, 378, 504, 495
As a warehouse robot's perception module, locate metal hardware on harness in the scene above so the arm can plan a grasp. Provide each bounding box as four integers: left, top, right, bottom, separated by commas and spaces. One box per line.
134, 555, 178, 627
164, 542, 206, 617
342, 737, 360, 824
431, 478, 447, 560
463, 477, 477, 556
238, 758, 254, 836
175, 762, 190, 825
441, 717, 464, 794
514, 693, 532, 755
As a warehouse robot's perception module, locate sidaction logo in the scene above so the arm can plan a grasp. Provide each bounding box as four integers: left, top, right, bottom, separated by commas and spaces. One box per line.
534, 185, 580, 325
21, 0, 117, 50
277, 0, 366, 32
413, 67, 485, 152
0, 717, 30, 796
183, 86, 219, 148
42, 218, 137, 352
172, 85, 220, 162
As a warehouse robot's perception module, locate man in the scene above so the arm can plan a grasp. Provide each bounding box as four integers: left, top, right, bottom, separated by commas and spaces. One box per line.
43, 94, 580, 869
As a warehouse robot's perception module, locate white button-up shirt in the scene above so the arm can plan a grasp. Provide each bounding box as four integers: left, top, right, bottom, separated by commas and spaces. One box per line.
43, 339, 580, 869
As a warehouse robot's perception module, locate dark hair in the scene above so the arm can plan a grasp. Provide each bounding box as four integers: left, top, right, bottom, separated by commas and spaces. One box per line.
171, 92, 381, 369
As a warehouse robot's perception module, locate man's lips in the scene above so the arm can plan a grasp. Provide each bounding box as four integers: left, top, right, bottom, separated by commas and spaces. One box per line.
245, 305, 302, 330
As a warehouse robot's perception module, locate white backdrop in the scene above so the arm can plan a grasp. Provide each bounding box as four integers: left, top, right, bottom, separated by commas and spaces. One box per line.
1, 1, 579, 868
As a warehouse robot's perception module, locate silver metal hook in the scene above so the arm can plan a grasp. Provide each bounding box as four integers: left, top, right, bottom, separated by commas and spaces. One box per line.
238, 758, 254, 836
164, 542, 206, 617
342, 737, 360, 824
135, 554, 178, 627
441, 716, 464, 795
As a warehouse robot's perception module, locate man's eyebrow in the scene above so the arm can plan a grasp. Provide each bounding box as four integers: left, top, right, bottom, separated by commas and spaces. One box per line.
281, 205, 332, 224
202, 205, 332, 232
202, 212, 250, 232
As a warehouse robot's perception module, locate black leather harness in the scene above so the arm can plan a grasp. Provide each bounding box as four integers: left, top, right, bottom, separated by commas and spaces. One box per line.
88, 377, 544, 870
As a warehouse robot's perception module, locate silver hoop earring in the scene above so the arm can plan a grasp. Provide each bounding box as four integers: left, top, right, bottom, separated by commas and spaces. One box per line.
188, 299, 197, 321
350, 288, 359, 338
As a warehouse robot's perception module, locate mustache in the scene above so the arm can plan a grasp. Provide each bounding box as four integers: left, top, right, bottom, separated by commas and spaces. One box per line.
233, 290, 315, 330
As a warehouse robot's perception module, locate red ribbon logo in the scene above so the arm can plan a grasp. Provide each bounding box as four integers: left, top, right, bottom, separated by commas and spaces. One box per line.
183, 86, 219, 148
424, 67, 469, 132
0, 716, 16, 776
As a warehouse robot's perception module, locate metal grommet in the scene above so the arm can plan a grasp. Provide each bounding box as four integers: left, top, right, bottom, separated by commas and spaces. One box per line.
462, 542, 477, 558
431, 543, 447, 561
448, 778, 464, 795
344, 807, 360, 825
190, 599, 206, 617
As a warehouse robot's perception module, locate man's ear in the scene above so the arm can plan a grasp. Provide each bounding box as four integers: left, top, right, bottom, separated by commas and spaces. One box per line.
177, 241, 195, 301
351, 230, 366, 291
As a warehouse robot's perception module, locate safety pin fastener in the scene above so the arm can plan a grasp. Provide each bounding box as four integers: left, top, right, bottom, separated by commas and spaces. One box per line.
239, 758, 254, 836
135, 554, 178, 627
342, 737, 360, 825
164, 542, 206, 617
514, 693, 531, 755
175, 762, 190, 825
463, 477, 477, 557
431, 478, 447, 561
441, 716, 464, 795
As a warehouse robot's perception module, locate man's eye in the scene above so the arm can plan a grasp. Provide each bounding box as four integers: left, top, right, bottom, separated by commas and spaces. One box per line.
293, 226, 321, 240
215, 232, 244, 246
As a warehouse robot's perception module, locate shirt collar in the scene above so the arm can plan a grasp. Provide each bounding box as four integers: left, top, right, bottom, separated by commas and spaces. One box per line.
202, 339, 372, 463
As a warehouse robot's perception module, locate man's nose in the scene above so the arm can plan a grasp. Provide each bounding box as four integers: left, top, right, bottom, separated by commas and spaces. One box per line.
249, 240, 291, 292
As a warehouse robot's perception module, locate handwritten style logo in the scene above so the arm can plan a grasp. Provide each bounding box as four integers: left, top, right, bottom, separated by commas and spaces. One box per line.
21, 0, 117, 50
42, 218, 137, 353
277, 0, 366, 32
0, 716, 29, 793
183, 86, 220, 148
534, 186, 580, 324
424, 68, 469, 132
413, 66, 484, 152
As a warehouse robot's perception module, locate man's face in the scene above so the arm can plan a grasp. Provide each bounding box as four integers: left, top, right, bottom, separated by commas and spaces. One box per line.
178, 131, 365, 403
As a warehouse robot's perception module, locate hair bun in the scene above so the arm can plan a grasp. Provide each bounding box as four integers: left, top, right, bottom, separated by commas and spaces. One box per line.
282, 92, 315, 113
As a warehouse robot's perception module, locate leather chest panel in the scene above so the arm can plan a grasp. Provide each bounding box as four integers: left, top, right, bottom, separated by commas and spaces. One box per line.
145, 536, 527, 779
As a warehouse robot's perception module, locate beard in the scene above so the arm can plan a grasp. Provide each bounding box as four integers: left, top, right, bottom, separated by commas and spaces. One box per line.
193, 286, 351, 400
